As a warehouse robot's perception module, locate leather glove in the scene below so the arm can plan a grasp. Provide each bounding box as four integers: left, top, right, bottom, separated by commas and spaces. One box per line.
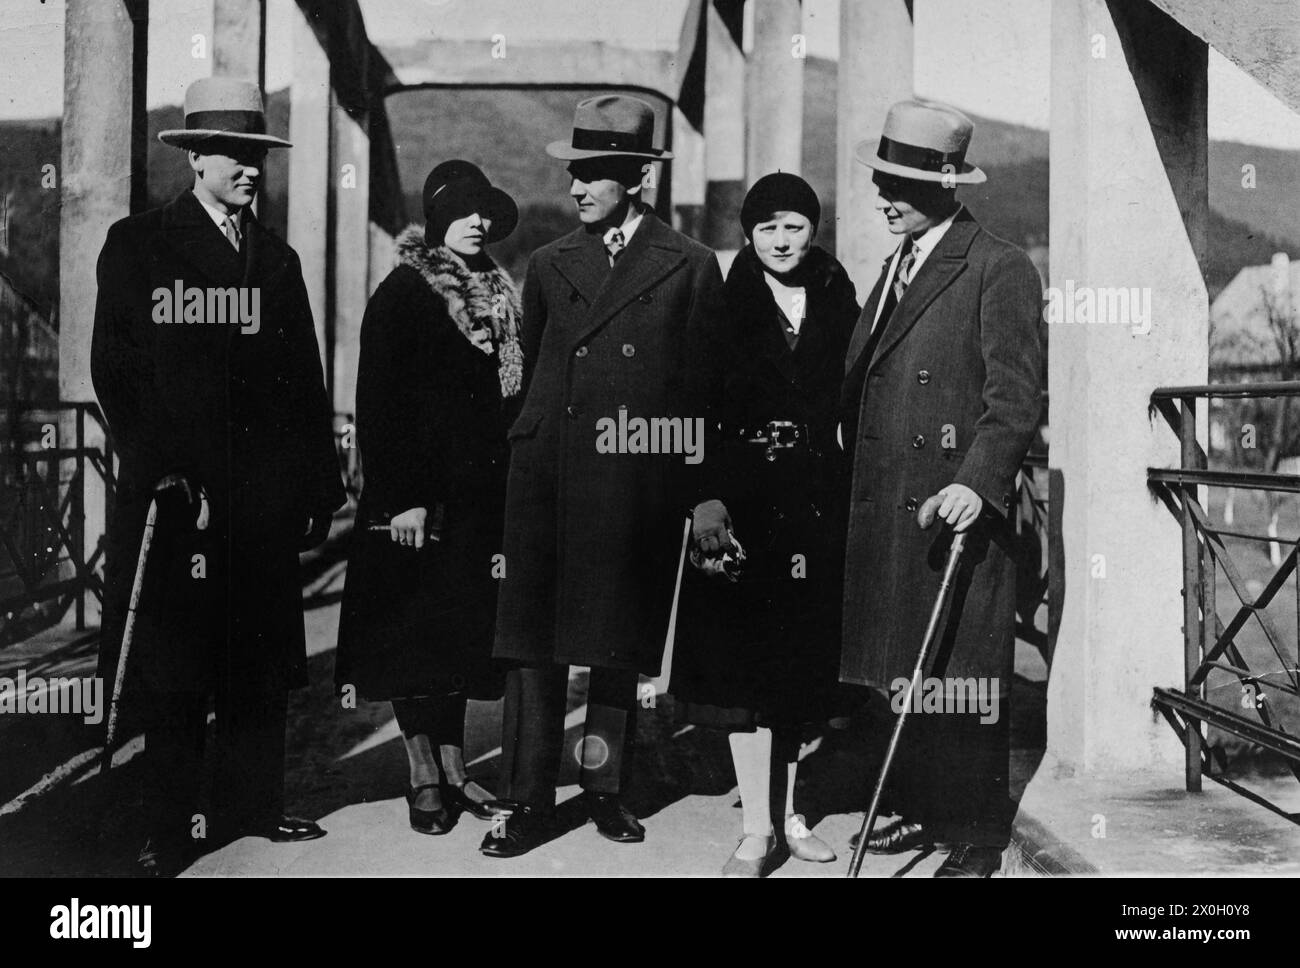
300, 510, 334, 551
154, 472, 209, 530
692, 499, 734, 556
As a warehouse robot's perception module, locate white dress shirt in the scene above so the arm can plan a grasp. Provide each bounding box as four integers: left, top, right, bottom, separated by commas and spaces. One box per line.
869, 204, 964, 333
194, 193, 244, 235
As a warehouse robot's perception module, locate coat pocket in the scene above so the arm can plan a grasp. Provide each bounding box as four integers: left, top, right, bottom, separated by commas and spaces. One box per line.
507, 412, 543, 443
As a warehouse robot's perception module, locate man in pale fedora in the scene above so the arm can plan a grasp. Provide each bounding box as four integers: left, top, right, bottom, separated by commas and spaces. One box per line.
839, 99, 1043, 876
92, 77, 344, 874
483, 94, 726, 858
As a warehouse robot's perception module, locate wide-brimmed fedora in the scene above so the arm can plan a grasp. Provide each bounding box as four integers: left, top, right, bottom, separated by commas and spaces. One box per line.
546, 95, 673, 161
158, 77, 292, 149
855, 99, 985, 185
423, 160, 518, 245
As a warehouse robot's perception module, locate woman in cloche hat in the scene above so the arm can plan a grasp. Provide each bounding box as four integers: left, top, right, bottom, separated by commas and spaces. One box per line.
671, 172, 860, 877
336, 160, 522, 835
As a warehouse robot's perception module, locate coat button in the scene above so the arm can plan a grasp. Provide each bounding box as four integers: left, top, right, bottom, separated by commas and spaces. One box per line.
622, 343, 636, 357
905, 497, 919, 513
917, 370, 931, 385
574, 346, 588, 358
566, 405, 579, 420
638, 293, 653, 304
912, 434, 926, 449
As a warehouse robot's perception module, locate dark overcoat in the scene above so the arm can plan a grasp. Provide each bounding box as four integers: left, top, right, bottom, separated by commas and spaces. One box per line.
335, 237, 516, 700
91, 190, 344, 697
671, 244, 858, 724
840, 208, 1042, 693
494, 213, 725, 675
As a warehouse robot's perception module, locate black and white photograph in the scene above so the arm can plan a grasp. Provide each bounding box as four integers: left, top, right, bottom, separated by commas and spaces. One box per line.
0, 0, 1296, 936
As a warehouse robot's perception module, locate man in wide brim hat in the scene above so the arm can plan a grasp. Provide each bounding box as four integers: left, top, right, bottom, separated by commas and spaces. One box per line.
544, 93, 673, 161
839, 97, 1042, 877
93, 76, 342, 874
158, 76, 292, 149
855, 98, 986, 185
484, 92, 725, 860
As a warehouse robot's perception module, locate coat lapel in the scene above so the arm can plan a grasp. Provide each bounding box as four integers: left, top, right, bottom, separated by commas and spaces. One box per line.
573, 214, 687, 344
843, 257, 891, 378
866, 210, 979, 371
161, 190, 248, 288
553, 228, 608, 308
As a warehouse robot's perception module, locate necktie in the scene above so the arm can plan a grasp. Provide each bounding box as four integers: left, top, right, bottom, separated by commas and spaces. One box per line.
893, 239, 919, 303
223, 215, 242, 252
604, 227, 626, 265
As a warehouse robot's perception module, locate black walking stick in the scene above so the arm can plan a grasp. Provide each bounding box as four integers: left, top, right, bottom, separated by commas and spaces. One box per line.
848, 493, 968, 878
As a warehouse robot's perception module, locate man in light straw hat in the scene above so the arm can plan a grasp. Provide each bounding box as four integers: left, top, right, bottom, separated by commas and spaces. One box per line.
839, 99, 1043, 877
92, 77, 344, 875
483, 94, 726, 859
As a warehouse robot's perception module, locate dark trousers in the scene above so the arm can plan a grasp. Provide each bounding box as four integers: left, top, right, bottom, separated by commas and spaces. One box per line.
391, 694, 469, 745
141, 682, 288, 844
498, 664, 639, 809
892, 704, 1011, 848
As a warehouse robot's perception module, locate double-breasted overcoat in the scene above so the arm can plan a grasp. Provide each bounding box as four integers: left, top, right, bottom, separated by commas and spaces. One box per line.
494, 213, 724, 675
840, 207, 1043, 693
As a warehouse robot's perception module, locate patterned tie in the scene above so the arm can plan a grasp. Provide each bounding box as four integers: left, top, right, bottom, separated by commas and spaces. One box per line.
893, 238, 919, 302
222, 214, 242, 252
604, 227, 626, 265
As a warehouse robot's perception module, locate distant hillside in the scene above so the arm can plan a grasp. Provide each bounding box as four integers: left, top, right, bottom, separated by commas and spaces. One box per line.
3, 53, 1297, 322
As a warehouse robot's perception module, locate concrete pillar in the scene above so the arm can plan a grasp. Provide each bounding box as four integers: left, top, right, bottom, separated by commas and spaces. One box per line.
212, 0, 265, 86
288, 8, 330, 379
61, 0, 147, 625
331, 100, 370, 416
703, 1, 746, 250
671, 106, 706, 240
1045, 0, 1207, 774
836, 0, 913, 295
745, 0, 803, 186
60, 0, 145, 404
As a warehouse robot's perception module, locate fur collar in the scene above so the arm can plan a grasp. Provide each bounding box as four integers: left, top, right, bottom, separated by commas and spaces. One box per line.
395, 225, 523, 397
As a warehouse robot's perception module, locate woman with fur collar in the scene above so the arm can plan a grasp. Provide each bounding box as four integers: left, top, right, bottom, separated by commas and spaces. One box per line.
336, 160, 522, 835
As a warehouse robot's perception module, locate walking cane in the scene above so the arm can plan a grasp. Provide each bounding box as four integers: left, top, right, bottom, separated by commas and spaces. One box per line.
102, 485, 209, 777
101, 499, 159, 777
847, 493, 968, 878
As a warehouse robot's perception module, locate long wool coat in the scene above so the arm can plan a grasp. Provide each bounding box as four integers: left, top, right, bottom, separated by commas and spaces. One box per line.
91, 190, 344, 697
671, 243, 858, 725
840, 208, 1043, 694
334, 229, 519, 701
493, 213, 725, 675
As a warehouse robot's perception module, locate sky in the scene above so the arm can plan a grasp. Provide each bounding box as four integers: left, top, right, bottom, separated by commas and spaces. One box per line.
3, 0, 1300, 149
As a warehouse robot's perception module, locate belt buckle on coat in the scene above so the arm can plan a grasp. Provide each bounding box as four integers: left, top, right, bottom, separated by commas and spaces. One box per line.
763, 420, 801, 461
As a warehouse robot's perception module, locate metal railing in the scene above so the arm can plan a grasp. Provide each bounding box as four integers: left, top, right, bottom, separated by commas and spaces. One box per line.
1148, 382, 1300, 817
0, 403, 114, 643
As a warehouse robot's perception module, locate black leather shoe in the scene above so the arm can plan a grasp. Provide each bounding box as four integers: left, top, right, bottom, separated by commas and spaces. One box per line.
479, 803, 553, 858
848, 818, 932, 854
935, 843, 1003, 878
408, 784, 455, 835
444, 781, 499, 822
252, 815, 328, 843
135, 837, 190, 878
586, 792, 645, 843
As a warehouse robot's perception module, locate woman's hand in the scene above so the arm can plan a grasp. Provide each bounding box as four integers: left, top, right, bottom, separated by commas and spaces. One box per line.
390, 507, 428, 549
